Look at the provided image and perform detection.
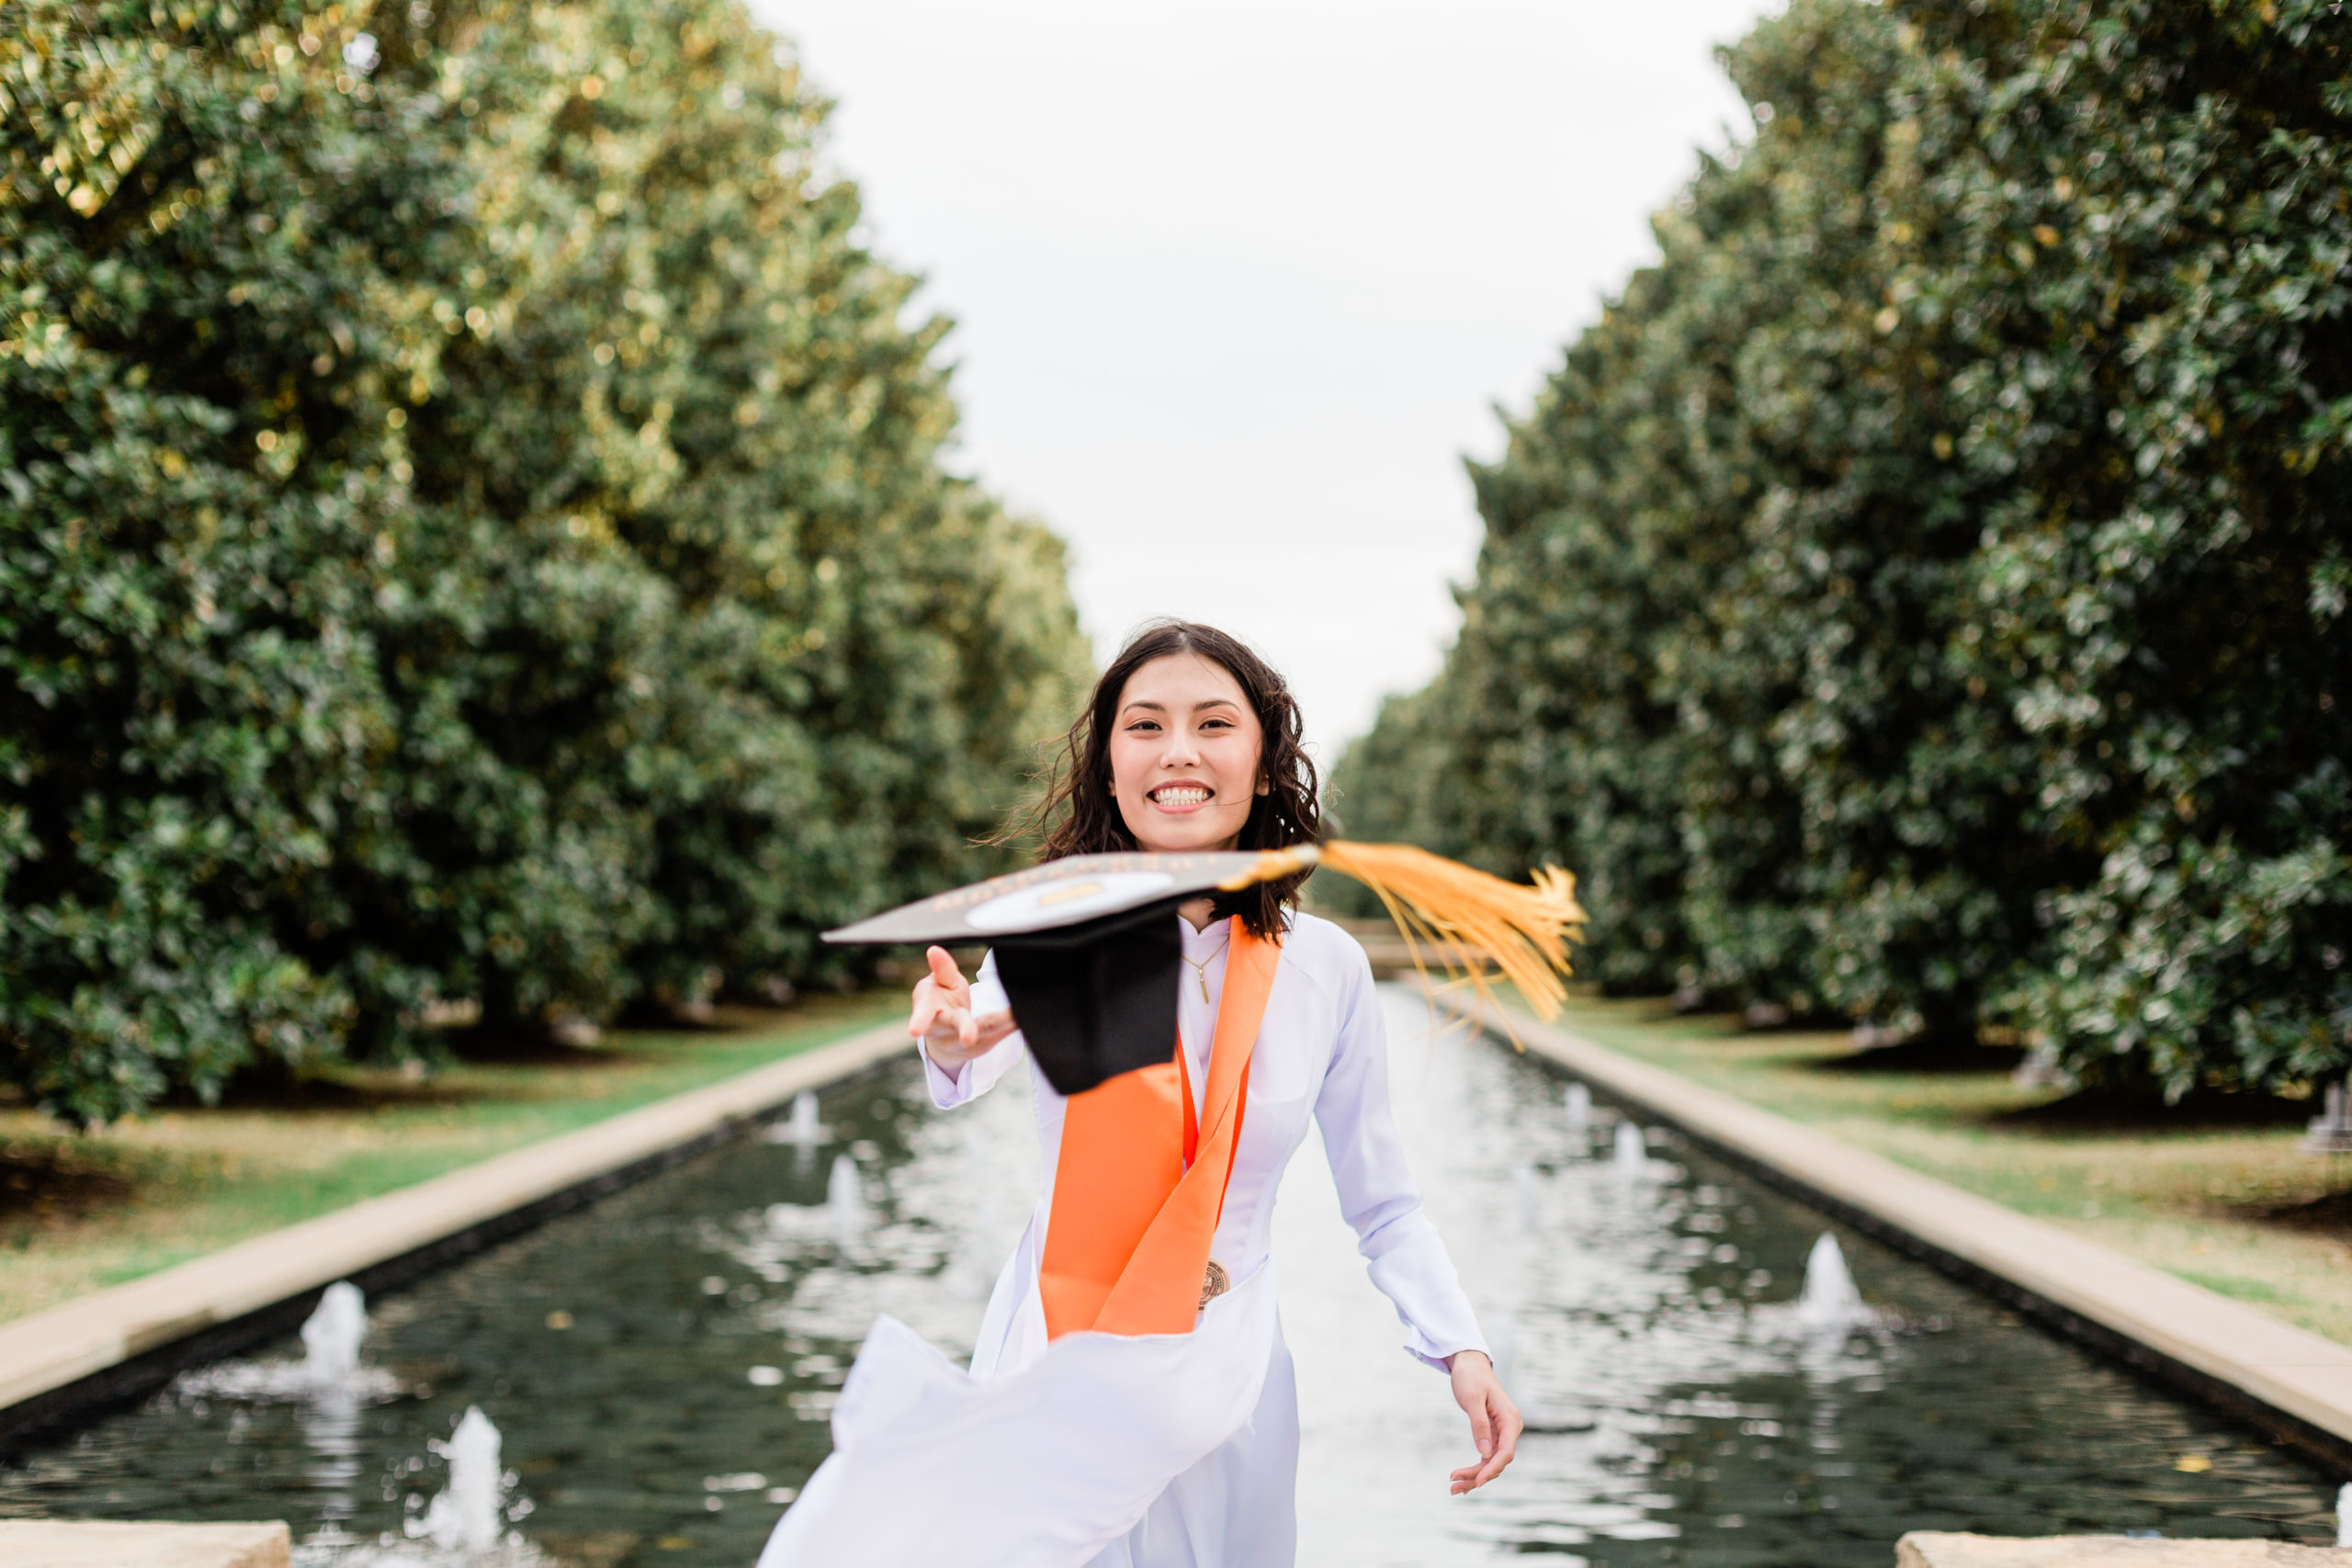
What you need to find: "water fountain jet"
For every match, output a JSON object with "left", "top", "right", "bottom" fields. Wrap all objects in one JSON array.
[
  {"left": 1564, "top": 1083, "right": 1591, "bottom": 1130},
  {"left": 1611, "top": 1122, "right": 1652, "bottom": 1179},
  {"left": 765, "top": 1090, "right": 831, "bottom": 1148},
  {"left": 302, "top": 1282, "right": 368, "bottom": 1387},
  {"left": 175, "top": 1280, "right": 401, "bottom": 1404},
  {"left": 295, "top": 1286, "right": 368, "bottom": 1529},
  {"left": 421, "top": 1407, "right": 505, "bottom": 1556},
  {"left": 827, "top": 1153, "right": 865, "bottom": 1242},
  {"left": 1795, "top": 1233, "right": 1867, "bottom": 1329}
]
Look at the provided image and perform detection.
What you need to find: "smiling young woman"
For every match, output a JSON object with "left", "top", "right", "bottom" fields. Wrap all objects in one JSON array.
[
  {"left": 759, "top": 622, "right": 1520, "bottom": 1568},
  {"left": 1038, "top": 622, "right": 1317, "bottom": 925}
]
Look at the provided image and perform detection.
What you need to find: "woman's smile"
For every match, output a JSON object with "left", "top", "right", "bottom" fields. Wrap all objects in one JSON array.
[{"left": 1146, "top": 782, "right": 1213, "bottom": 813}]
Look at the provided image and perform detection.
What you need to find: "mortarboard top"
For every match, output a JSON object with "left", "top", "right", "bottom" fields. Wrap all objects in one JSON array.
[
  {"left": 824, "top": 849, "right": 1317, "bottom": 1096},
  {"left": 825, "top": 841, "right": 1584, "bottom": 1098}
]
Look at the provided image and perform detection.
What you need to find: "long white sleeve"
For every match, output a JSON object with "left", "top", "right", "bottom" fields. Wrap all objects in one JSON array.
[
  {"left": 1313, "top": 955, "right": 1487, "bottom": 1371},
  {"left": 917, "top": 948, "right": 1025, "bottom": 1109}
]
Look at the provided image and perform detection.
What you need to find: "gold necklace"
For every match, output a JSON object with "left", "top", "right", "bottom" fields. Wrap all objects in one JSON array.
[{"left": 1182, "top": 930, "right": 1231, "bottom": 1001}]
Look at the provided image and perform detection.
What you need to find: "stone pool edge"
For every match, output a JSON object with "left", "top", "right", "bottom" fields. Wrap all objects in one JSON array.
[
  {"left": 1442, "top": 992, "right": 2352, "bottom": 1473},
  {"left": 0, "top": 1018, "right": 912, "bottom": 1454}
]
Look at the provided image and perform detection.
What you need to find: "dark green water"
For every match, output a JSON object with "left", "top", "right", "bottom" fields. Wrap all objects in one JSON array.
[{"left": 0, "top": 989, "right": 2337, "bottom": 1565}]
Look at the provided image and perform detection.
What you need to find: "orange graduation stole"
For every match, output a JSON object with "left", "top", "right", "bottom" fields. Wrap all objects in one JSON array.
[{"left": 1037, "top": 918, "right": 1279, "bottom": 1339}]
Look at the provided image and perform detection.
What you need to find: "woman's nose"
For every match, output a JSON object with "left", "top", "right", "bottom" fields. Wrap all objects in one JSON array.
[{"left": 1160, "top": 728, "right": 1201, "bottom": 765}]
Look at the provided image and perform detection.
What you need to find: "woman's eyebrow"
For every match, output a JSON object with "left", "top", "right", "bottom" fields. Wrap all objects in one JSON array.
[{"left": 1118, "top": 699, "right": 1169, "bottom": 716}]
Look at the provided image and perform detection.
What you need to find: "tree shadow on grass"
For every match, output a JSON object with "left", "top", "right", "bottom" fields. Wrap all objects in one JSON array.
[
  {"left": 439, "top": 1026, "right": 643, "bottom": 1068},
  {"left": 178, "top": 1070, "right": 482, "bottom": 1116},
  {"left": 615, "top": 997, "right": 734, "bottom": 1031},
  {"left": 0, "top": 1145, "right": 139, "bottom": 1229},
  {"left": 2243, "top": 1188, "right": 2352, "bottom": 1238},
  {"left": 1810, "top": 1039, "right": 2030, "bottom": 1076},
  {"left": 1987, "top": 1089, "right": 2312, "bottom": 1136},
  {"left": 175, "top": 1030, "right": 649, "bottom": 1115}
]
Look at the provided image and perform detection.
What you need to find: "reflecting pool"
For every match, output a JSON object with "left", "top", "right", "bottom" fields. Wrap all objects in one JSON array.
[{"left": 0, "top": 988, "right": 2337, "bottom": 1565}]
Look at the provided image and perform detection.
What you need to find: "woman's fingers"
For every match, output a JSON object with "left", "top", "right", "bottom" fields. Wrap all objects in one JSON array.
[
  {"left": 1473, "top": 1394, "right": 1521, "bottom": 1487},
  {"left": 1448, "top": 1384, "right": 1520, "bottom": 1494},
  {"left": 912, "top": 1000, "right": 978, "bottom": 1050},
  {"left": 925, "top": 944, "right": 968, "bottom": 998},
  {"left": 909, "top": 950, "right": 1009, "bottom": 1061},
  {"left": 907, "top": 983, "right": 943, "bottom": 1040},
  {"left": 909, "top": 946, "right": 974, "bottom": 1042}
]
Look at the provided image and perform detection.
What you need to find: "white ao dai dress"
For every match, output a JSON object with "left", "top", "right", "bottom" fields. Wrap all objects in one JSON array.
[{"left": 757, "top": 912, "right": 1486, "bottom": 1568}]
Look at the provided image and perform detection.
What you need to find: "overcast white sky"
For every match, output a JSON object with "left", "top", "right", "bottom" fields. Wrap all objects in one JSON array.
[{"left": 749, "top": 0, "right": 1779, "bottom": 756}]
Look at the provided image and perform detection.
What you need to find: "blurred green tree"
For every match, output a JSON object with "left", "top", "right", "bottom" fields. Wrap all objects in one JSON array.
[
  {"left": 1, "top": 0, "right": 1085, "bottom": 1125},
  {"left": 1338, "top": 0, "right": 2348, "bottom": 1095}
]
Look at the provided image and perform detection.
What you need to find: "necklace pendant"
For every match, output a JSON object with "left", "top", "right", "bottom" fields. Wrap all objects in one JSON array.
[
  {"left": 1200, "top": 1259, "right": 1231, "bottom": 1309},
  {"left": 1199, "top": 971, "right": 1211, "bottom": 1002}
]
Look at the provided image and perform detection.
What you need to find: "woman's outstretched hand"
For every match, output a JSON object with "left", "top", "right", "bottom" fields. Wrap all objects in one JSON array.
[
  {"left": 1445, "top": 1350, "right": 1521, "bottom": 1495},
  {"left": 909, "top": 945, "right": 1014, "bottom": 1069}
]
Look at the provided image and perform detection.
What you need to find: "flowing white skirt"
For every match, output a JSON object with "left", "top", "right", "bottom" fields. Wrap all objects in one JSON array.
[
  {"left": 756, "top": 1260, "right": 1293, "bottom": 1568},
  {"left": 1086, "top": 1323, "right": 1297, "bottom": 1568}
]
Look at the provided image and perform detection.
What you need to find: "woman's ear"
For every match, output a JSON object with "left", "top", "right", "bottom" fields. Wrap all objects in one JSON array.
[{"left": 1256, "top": 773, "right": 1272, "bottom": 797}]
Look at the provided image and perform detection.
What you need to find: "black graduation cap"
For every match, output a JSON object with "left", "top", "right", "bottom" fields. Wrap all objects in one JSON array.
[
  {"left": 824, "top": 849, "right": 1316, "bottom": 1097},
  {"left": 824, "top": 841, "right": 1586, "bottom": 1098}
]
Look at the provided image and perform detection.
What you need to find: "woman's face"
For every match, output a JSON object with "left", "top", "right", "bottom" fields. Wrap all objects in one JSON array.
[{"left": 1107, "top": 652, "right": 1267, "bottom": 854}]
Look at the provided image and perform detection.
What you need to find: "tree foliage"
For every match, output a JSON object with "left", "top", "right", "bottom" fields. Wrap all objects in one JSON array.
[
  {"left": 1336, "top": 0, "right": 2350, "bottom": 1096},
  {"left": 1, "top": 0, "right": 1087, "bottom": 1124}
]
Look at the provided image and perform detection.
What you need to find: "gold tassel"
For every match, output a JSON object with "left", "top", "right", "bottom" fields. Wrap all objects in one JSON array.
[{"left": 1219, "top": 840, "right": 1587, "bottom": 1022}]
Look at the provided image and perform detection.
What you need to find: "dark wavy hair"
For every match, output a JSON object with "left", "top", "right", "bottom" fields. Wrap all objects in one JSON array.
[{"left": 1013, "top": 620, "right": 1321, "bottom": 938}]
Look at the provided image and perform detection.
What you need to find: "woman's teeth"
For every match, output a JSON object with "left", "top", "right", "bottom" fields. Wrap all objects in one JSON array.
[{"left": 1152, "top": 785, "right": 1210, "bottom": 807}]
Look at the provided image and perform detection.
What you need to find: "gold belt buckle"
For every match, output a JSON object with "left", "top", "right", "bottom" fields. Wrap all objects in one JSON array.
[{"left": 1199, "top": 1259, "right": 1231, "bottom": 1309}]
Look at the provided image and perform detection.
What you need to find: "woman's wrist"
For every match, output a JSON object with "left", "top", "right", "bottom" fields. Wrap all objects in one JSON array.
[{"left": 922, "top": 1032, "right": 982, "bottom": 1070}]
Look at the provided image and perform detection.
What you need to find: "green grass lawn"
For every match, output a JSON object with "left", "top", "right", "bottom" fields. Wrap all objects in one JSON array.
[
  {"left": 0, "top": 993, "right": 903, "bottom": 1325},
  {"left": 1544, "top": 995, "right": 2352, "bottom": 1347}
]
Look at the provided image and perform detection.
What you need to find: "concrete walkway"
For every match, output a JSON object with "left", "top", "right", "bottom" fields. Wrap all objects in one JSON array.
[
  {"left": 1897, "top": 1534, "right": 2346, "bottom": 1566},
  {"left": 0, "top": 1019, "right": 911, "bottom": 1440},
  {"left": 0, "top": 1521, "right": 288, "bottom": 1568},
  {"left": 1446, "top": 994, "right": 2352, "bottom": 1469}
]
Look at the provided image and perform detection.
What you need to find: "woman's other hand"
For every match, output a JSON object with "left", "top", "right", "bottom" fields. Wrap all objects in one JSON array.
[
  {"left": 910, "top": 946, "right": 1013, "bottom": 1068},
  {"left": 1444, "top": 1350, "right": 1521, "bottom": 1495}
]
